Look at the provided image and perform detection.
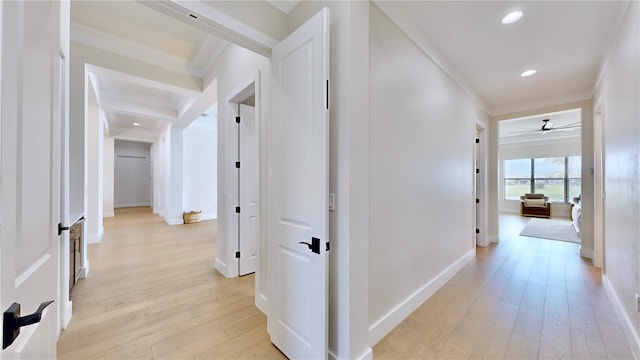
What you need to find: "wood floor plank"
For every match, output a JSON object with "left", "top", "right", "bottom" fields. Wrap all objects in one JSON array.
[{"left": 57, "top": 207, "right": 285, "bottom": 360}]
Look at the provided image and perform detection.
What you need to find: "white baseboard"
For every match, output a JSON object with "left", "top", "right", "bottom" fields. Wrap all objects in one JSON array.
[
  {"left": 163, "top": 216, "right": 183, "bottom": 226},
  {"left": 215, "top": 258, "right": 228, "bottom": 278},
  {"left": 499, "top": 208, "right": 520, "bottom": 214},
  {"left": 86, "top": 232, "right": 102, "bottom": 244},
  {"left": 579, "top": 246, "right": 594, "bottom": 260},
  {"left": 103, "top": 211, "right": 114, "bottom": 218},
  {"left": 488, "top": 235, "right": 499, "bottom": 243},
  {"left": 369, "top": 249, "right": 475, "bottom": 345},
  {"left": 603, "top": 275, "right": 640, "bottom": 359},
  {"left": 114, "top": 203, "right": 151, "bottom": 208},
  {"left": 64, "top": 301, "right": 73, "bottom": 328},
  {"left": 79, "top": 260, "right": 89, "bottom": 278},
  {"left": 329, "top": 347, "right": 373, "bottom": 360},
  {"left": 201, "top": 212, "right": 218, "bottom": 221},
  {"left": 255, "top": 293, "right": 268, "bottom": 316}
]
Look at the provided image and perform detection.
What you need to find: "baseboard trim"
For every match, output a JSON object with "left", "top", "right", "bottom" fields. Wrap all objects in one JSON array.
[
  {"left": 80, "top": 260, "right": 89, "bottom": 278},
  {"left": 64, "top": 301, "right": 73, "bottom": 328},
  {"left": 163, "top": 216, "right": 183, "bottom": 226},
  {"left": 215, "top": 258, "right": 228, "bottom": 278},
  {"left": 603, "top": 274, "right": 640, "bottom": 359},
  {"left": 103, "top": 211, "right": 115, "bottom": 218},
  {"left": 369, "top": 249, "right": 475, "bottom": 345},
  {"left": 329, "top": 346, "right": 373, "bottom": 360},
  {"left": 488, "top": 235, "right": 499, "bottom": 243},
  {"left": 579, "top": 246, "right": 594, "bottom": 260},
  {"left": 86, "top": 233, "right": 102, "bottom": 244},
  {"left": 114, "top": 203, "right": 151, "bottom": 208},
  {"left": 201, "top": 212, "right": 218, "bottom": 220},
  {"left": 255, "top": 293, "right": 268, "bottom": 315}
]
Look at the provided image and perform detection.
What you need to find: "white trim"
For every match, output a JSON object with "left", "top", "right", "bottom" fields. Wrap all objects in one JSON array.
[
  {"left": 491, "top": 91, "right": 592, "bottom": 117},
  {"left": 215, "top": 258, "right": 228, "bottom": 277},
  {"left": 103, "top": 211, "right": 115, "bottom": 218},
  {"left": 79, "top": 260, "right": 89, "bottom": 278},
  {"left": 163, "top": 216, "right": 183, "bottom": 226},
  {"left": 63, "top": 301, "right": 73, "bottom": 328},
  {"left": 200, "top": 212, "right": 217, "bottom": 221},
  {"left": 592, "top": 2, "right": 634, "bottom": 96},
  {"left": 373, "top": 1, "right": 489, "bottom": 114},
  {"left": 71, "top": 22, "right": 221, "bottom": 77},
  {"left": 85, "top": 233, "right": 103, "bottom": 244},
  {"left": 369, "top": 249, "right": 475, "bottom": 345},
  {"left": 114, "top": 203, "right": 151, "bottom": 208},
  {"left": 579, "top": 246, "right": 594, "bottom": 260},
  {"left": 255, "top": 293, "right": 268, "bottom": 315},
  {"left": 602, "top": 275, "right": 640, "bottom": 359},
  {"left": 329, "top": 347, "right": 373, "bottom": 360},
  {"left": 488, "top": 235, "right": 500, "bottom": 243}
]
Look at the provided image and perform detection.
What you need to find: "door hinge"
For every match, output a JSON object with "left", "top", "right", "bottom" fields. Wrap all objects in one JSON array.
[
  {"left": 326, "top": 79, "right": 329, "bottom": 110},
  {"left": 235, "top": 251, "right": 240, "bottom": 259},
  {"left": 235, "top": 116, "right": 241, "bottom": 124},
  {"left": 475, "top": 138, "right": 480, "bottom": 144},
  {"left": 235, "top": 161, "right": 241, "bottom": 168},
  {"left": 58, "top": 223, "right": 69, "bottom": 236},
  {"left": 326, "top": 241, "right": 330, "bottom": 252},
  {"left": 476, "top": 168, "right": 480, "bottom": 174},
  {"left": 235, "top": 206, "right": 241, "bottom": 213},
  {"left": 476, "top": 198, "right": 480, "bottom": 204},
  {"left": 476, "top": 228, "right": 480, "bottom": 234}
]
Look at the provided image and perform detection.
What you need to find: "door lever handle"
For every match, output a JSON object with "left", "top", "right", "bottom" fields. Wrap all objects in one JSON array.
[
  {"left": 3, "top": 300, "right": 54, "bottom": 349},
  {"left": 298, "top": 237, "right": 321, "bottom": 254}
]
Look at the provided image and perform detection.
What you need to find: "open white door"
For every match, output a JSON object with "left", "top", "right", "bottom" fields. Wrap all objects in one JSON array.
[
  {"left": 268, "top": 8, "right": 329, "bottom": 359},
  {"left": 239, "top": 104, "right": 258, "bottom": 276},
  {"left": 1, "top": 1, "right": 61, "bottom": 358}
]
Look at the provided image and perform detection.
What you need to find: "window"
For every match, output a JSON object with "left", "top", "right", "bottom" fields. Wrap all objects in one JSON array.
[{"left": 504, "top": 156, "right": 581, "bottom": 202}]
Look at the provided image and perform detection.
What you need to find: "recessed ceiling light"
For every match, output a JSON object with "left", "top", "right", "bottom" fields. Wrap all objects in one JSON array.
[
  {"left": 132, "top": 122, "right": 140, "bottom": 126},
  {"left": 520, "top": 69, "right": 537, "bottom": 77},
  {"left": 502, "top": 11, "right": 523, "bottom": 24}
]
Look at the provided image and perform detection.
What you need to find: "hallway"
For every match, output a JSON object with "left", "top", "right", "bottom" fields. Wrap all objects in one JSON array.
[
  {"left": 57, "top": 209, "right": 634, "bottom": 359},
  {"left": 374, "top": 213, "right": 634, "bottom": 359},
  {"left": 57, "top": 207, "right": 284, "bottom": 359}
]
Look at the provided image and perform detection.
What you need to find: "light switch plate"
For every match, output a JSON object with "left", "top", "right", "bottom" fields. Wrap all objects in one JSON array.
[{"left": 328, "top": 193, "right": 336, "bottom": 212}]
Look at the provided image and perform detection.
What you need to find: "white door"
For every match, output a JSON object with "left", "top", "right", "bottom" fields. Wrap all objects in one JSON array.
[
  {"left": 1, "top": 1, "right": 61, "bottom": 358},
  {"left": 239, "top": 104, "right": 257, "bottom": 276},
  {"left": 268, "top": 8, "right": 329, "bottom": 359}
]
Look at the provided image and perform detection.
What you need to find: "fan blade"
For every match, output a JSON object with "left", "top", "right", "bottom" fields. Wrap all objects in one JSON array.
[{"left": 553, "top": 121, "right": 581, "bottom": 129}]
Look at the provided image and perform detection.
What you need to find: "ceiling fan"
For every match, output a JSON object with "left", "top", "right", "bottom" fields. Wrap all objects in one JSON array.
[{"left": 508, "top": 119, "right": 581, "bottom": 136}]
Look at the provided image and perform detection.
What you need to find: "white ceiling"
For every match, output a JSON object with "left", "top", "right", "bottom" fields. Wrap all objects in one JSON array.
[
  {"left": 71, "top": 1, "right": 227, "bottom": 141},
  {"left": 73, "top": 1, "right": 629, "bottom": 141},
  {"left": 378, "top": 1, "right": 630, "bottom": 114}
]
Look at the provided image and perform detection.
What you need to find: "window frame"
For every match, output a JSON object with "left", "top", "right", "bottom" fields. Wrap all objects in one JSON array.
[{"left": 504, "top": 156, "right": 581, "bottom": 203}]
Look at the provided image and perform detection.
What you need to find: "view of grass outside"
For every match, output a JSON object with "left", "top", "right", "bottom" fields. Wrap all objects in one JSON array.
[{"left": 504, "top": 156, "right": 581, "bottom": 202}]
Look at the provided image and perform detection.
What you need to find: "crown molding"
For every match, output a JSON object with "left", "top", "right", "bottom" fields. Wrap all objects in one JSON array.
[{"left": 372, "top": 1, "right": 490, "bottom": 114}]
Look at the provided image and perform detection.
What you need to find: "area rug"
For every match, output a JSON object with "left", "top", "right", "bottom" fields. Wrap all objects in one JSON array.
[{"left": 519, "top": 218, "right": 580, "bottom": 243}]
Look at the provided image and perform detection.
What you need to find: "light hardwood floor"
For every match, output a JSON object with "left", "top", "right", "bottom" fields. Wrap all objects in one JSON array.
[
  {"left": 374, "top": 214, "right": 634, "bottom": 359},
  {"left": 58, "top": 209, "right": 633, "bottom": 359},
  {"left": 57, "top": 207, "right": 285, "bottom": 359}
]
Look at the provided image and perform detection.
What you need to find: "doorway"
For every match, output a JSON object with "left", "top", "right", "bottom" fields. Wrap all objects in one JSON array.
[
  {"left": 593, "top": 105, "right": 604, "bottom": 268},
  {"left": 226, "top": 78, "right": 259, "bottom": 278}
]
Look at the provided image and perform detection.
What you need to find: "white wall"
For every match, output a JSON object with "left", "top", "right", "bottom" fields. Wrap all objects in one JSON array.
[
  {"left": 183, "top": 113, "right": 218, "bottom": 220},
  {"left": 206, "top": 44, "right": 269, "bottom": 286},
  {"left": 103, "top": 136, "right": 114, "bottom": 217},
  {"left": 368, "top": 4, "right": 485, "bottom": 344},
  {"left": 84, "top": 81, "right": 103, "bottom": 245},
  {"left": 594, "top": 2, "right": 640, "bottom": 357},
  {"left": 498, "top": 138, "right": 581, "bottom": 217},
  {"left": 114, "top": 140, "right": 151, "bottom": 208}
]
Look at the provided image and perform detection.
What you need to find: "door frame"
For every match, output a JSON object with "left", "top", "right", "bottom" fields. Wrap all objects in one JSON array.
[
  {"left": 475, "top": 120, "right": 488, "bottom": 247},
  {"left": 217, "top": 71, "right": 268, "bottom": 313},
  {"left": 593, "top": 103, "right": 604, "bottom": 269}
]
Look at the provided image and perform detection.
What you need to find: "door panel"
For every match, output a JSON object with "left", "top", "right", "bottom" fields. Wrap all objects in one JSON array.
[
  {"left": 239, "top": 104, "right": 257, "bottom": 276},
  {"left": 268, "top": 8, "right": 329, "bottom": 359},
  {"left": 1, "top": 1, "right": 60, "bottom": 358}
]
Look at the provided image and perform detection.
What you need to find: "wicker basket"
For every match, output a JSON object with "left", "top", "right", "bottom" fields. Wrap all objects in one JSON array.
[{"left": 183, "top": 211, "right": 202, "bottom": 224}]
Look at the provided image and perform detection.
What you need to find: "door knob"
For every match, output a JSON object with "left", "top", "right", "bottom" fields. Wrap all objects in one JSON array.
[
  {"left": 298, "top": 237, "right": 321, "bottom": 254},
  {"left": 3, "top": 300, "right": 54, "bottom": 349}
]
